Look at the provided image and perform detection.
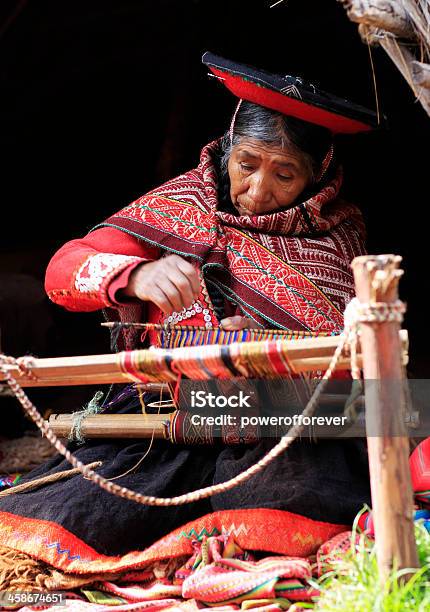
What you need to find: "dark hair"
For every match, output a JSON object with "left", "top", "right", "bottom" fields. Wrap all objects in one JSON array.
[{"left": 220, "top": 101, "right": 334, "bottom": 186}]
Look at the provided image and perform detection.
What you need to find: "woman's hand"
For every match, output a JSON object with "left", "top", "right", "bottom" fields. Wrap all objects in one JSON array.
[
  {"left": 123, "top": 255, "right": 200, "bottom": 314},
  {"left": 220, "top": 315, "right": 262, "bottom": 330}
]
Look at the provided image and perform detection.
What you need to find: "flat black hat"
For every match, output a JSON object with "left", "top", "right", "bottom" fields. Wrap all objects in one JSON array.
[{"left": 202, "top": 51, "right": 381, "bottom": 134}]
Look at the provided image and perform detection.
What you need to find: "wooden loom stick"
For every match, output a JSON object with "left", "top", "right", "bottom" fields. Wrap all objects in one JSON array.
[
  {"left": 48, "top": 393, "right": 362, "bottom": 439},
  {"left": 0, "top": 333, "right": 408, "bottom": 387},
  {"left": 49, "top": 413, "right": 170, "bottom": 439},
  {"left": 352, "top": 255, "right": 418, "bottom": 582}
]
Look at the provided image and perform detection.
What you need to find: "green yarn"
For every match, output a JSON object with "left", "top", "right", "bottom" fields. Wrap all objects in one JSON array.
[{"left": 68, "top": 391, "right": 104, "bottom": 444}]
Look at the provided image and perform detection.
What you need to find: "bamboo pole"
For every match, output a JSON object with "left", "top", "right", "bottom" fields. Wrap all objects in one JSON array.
[
  {"left": 0, "top": 334, "right": 407, "bottom": 387},
  {"left": 48, "top": 394, "right": 363, "bottom": 439},
  {"left": 48, "top": 413, "right": 170, "bottom": 439},
  {"left": 351, "top": 255, "right": 418, "bottom": 582}
]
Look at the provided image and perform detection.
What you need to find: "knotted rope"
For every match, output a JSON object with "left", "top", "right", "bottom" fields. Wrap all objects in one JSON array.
[{"left": 0, "top": 297, "right": 405, "bottom": 506}]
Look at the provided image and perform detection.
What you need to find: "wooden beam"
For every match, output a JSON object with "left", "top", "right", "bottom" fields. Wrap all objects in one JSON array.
[
  {"left": 338, "top": 0, "right": 415, "bottom": 39},
  {"left": 0, "top": 334, "right": 407, "bottom": 387},
  {"left": 377, "top": 36, "right": 430, "bottom": 117},
  {"left": 48, "top": 413, "right": 170, "bottom": 439},
  {"left": 338, "top": 0, "right": 430, "bottom": 118},
  {"left": 352, "top": 255, "right": 418, "bottom": 582},
  {"left": 48, "top": 394, "right": 364, "bottom": 439},
  {"left": 412, "top": 61, "right": 430, "bottom": 90}
]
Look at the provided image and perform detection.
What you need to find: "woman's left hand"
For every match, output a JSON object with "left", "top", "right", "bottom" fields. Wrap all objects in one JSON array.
[{"left": 220, "top": 316, "right": 263, "bottom": 330}]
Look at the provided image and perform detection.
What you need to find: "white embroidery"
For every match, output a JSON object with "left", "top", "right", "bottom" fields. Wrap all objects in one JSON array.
[
  {"left": 75, "top": 253, "right": 139, "bottom": 293},
  {"left": 280, "top": 84, "right": 302, "bottom": 99},
  {"left": 165, "top": 300, "right": 204, "bottom": 325}
]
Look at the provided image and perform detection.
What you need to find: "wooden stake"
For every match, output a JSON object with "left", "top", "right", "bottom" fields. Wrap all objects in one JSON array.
[{"left": 351, "top": 254, "right": 418, "bottom": 582}]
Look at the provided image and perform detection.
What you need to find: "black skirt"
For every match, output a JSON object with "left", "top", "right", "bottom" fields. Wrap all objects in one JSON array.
[{"left": 0, "top": 388, "right": 370, "bottom": 556}]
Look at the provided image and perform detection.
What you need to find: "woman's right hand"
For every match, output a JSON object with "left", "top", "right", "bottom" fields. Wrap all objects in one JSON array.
[{"left": 123, "top": 254, "right": 201, "bottom": 314}]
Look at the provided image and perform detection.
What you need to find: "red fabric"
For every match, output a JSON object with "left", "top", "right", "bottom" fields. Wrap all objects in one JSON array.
[
  {"left": 45, "top": 228, "right": 159, "bottom": 311},
  {"left": 0, "top": 507, "right": 346, "bottom": 574},
  {"left": 410, "top": 437, "right": 430, "bottom": 501},
  {"left": 12, "top": 530, "right": 359, "bottom": 610},
  {"left": 107, "top": 261, "right": 145, "bottom": 305},
  {"left": 208, "top": 68, "right": 373, "bottom": 134}
]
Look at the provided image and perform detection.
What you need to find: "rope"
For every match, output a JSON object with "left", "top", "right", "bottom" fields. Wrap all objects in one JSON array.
[
  {"left": 344, "top": 298, "right": 405, "bottom": 326},
  {"left": 0, "top": 297, "right": 405, "bottom": 507},
  {"left": 0, "top": 462, "right": 102, "bottom": 497}
]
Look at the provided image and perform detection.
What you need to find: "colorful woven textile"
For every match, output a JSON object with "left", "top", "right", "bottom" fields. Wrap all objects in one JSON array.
[
  {"left": 96, "top": 140, "right": 365, "bottom": 333},
  {"left": 0, "top": 508, "right": 346, "bottom": 575},
  {"left": 119, "top": 340, "right": 296, "bottom": 382},
  {"left": 5, "top": 529, "right": 358, "bottom": 611},
  {"left": 153, "top": 326, "right": 333, "bottom": 349},
  {"left": 356, "top": 507, "right": 430, "bottom": 539},
  {"left": 179, "top": 533, "right": 318, "bottom": 604}
]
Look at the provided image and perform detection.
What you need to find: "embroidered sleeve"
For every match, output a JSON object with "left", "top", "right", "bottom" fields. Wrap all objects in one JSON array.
[
  {"left": 75, "top": 253, "right": 143, "bottom": 304},
  {"left": 48, "top": 253, "right": 144, "bottom": 311},
  {"left": 45, "top": 227, "right": 160, "bottom": 312}
]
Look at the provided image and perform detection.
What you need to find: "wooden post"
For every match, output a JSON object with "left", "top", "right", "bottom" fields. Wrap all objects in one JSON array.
[{"left": 351, "top": 254, "right": 418, "bottom": 582}]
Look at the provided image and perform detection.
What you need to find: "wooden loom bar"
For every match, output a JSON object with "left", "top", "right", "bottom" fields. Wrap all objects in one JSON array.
[
  {"left": 0, "top": 333, "right": 407, "bottom": 387},
  {"left": 48, "top": 394, "right": 362, "bottom": 439},
  {"left": 352, "top": 255, "right": 418, "bottom": 581},
  {"left": 49, "top": 413, "right": 170, "bottom": 439}
]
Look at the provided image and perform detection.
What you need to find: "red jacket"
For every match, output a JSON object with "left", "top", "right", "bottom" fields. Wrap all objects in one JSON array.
[{"left": 45, "top": 227, "right": 159, "bottom": 312}]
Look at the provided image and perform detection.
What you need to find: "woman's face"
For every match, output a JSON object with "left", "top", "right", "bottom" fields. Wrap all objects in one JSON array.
[{"left": 227, "top": 138, "right": 312, "bottom": 216}]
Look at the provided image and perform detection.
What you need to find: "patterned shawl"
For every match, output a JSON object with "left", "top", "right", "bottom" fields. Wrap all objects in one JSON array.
[{"left": 96, "top": 140, "right": 366, "bottom": 333}]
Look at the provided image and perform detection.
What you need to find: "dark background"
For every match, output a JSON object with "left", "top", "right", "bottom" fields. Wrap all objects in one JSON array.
[{"left": 0, "top": 0, "right": 428, "bottom": 431}]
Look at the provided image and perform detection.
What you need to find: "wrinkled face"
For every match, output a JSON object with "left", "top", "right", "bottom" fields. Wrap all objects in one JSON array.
[{"left": 227, "top": 138, "right": 312, "bottom": 216}]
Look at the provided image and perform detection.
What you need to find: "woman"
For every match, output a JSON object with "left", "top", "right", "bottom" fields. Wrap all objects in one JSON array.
[{"left": 0, "top": 53, "right": 376, "bottom": 591}]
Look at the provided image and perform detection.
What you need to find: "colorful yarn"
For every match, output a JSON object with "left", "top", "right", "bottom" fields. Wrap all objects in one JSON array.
[
  {"left": 155, "top": 325, "right": 331, "bottom": 349},
  {"left": 0, "top": 473, "right": 22, "bottom": 491},
  {"left": 356, "top": 508, "right": 430, "bottom": 538},
  {"left": 118, "top": 348, "right": 177, "bottom": 383},
  {"left": 118, "top": 340, "right": 303, "bottom": 384}
]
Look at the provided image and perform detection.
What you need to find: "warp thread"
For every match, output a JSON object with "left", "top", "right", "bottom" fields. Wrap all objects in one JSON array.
[{"left": 0, "top": 293, "right": 408, "bottom": 507}]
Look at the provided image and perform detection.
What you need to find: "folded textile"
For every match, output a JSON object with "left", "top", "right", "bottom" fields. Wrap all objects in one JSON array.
[{"left": 6, "top": 526, "right": 357, "bottom": 612}]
